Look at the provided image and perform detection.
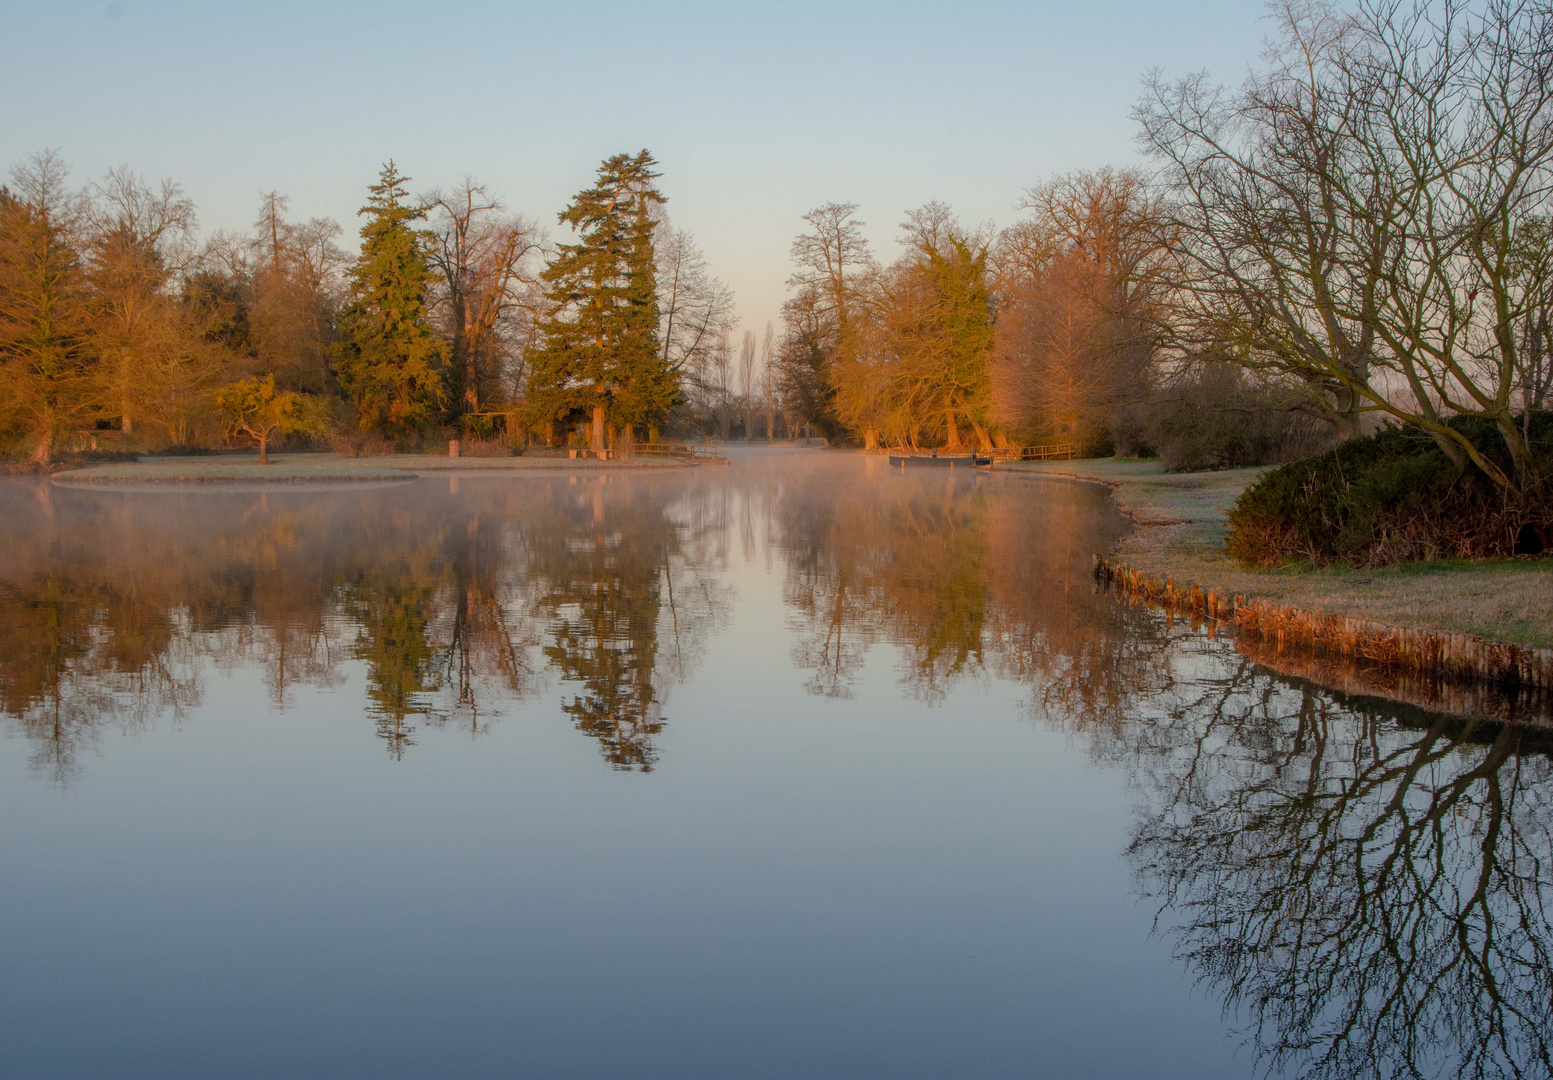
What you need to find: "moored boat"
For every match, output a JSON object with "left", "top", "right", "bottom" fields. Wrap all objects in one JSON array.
[{"left": 887, "top": 453, "right": 992, "bottom": 468}]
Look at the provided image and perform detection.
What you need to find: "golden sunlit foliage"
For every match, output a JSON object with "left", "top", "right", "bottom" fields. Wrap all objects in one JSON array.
[{"left": 0, "top": 150, "right": 743, "bottom": 458}]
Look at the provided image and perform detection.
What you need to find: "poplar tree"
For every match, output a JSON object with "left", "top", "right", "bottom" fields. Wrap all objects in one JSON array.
[
  {"left": 333, "top": 162, "right": 447, "bottom": 435},
  {"left": 527, "top": 151, "right": 669, "bottom": 451}
]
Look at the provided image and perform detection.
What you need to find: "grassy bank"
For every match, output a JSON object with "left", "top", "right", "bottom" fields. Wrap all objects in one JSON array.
[{"left": 1002, "top": 457, "right": 1553, "bottom": 648}]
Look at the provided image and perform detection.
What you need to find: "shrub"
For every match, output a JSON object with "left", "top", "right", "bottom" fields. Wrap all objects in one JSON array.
[
  {"left": 1226, "top": 413, "right": 1553, "bottom": 566},
  {"left": 61, "top": 448, "right": 140, "bottom": 463},
  {"left": 331, "top": 431, "right": 394, "bottom": 458},
  {"left": 153, "top": 445, "right": 222, "bottom": 457},
  {"left": 1111, "top": 365, "right": 1333, "bottom": 471}
]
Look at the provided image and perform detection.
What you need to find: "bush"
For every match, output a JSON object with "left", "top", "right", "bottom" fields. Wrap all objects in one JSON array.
[
  {"left": 1113, "top": 365, "right": 1334, "bottom": 471},
  {"left": 152, "top": 445, "right": 222, "bottom": 457},
  {"left": 60, "top": 448, "right": 140, "bottom": 463},
  {"left": 331, "top": 431, "right": 394, "bottom": 458},
  {"left": 1226, "top": 413, "right": 1553, "bottom": 566}
]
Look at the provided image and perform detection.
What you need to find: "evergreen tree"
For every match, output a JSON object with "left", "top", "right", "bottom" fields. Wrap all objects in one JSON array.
[
  {"left": 0, "top": 154, "right": 94, "bottom": 465},
  {"left": 333, "top": 162, "right": 447, "bottom": 435},
  {"left": 921, "top": 233, "right": 994, "bottom": 450},
  {"left": 526, "top": 151, "right": 669, "bottom": 451}
]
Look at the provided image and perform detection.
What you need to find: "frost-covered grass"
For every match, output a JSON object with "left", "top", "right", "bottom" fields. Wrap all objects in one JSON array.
[{"left": 1003, "top": 457, "right": 1553, "bottom": 647}]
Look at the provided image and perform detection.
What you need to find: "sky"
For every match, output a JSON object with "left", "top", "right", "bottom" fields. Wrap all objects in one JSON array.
[{"left": 1, "top": 0, "right": 1271, "bottom": 339}]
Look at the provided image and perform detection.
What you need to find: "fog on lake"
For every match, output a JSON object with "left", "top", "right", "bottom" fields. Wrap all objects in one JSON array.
[{"left": 1, "top": 448, "right": 1548, "bottom": 1080}]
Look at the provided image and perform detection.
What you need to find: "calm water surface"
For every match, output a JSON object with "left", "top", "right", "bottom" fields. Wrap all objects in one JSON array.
[{"left": 1, "top": 448, "right": 1549, "bottom": 1079}]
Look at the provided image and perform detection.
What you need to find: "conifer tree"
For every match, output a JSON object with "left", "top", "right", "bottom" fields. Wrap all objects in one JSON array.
[
  {"left": 526, "top": 151, "right": 670, "bottom": 451},
  {"left": 333, "top": 162, "right": 447, "bottom": 435},
  {"left": 920, "top": 233, "right": 994, "bottom": 450},
  {"left": 0, "top": 153, "right": 94, "bottom": 465}
]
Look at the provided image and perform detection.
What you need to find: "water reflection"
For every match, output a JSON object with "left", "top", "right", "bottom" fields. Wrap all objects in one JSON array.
[
  {"left": 0, "top": 475, "right": 727, "bottom": 773},
  {"left": 1115, "top": 631, "right": 1553, "bottom": 1080},
  {"left": 528, "top": 480, "right": 726, "bottom": 770},
  {"left": 777, "top": 466, "right": 1134, "bottom": 705},
  {"left": 1, "top": 455, "right": 1549, "bottom": 1078}
]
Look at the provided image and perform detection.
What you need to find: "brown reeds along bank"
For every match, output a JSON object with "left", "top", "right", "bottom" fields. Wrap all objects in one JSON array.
[
  {"left": 1225, "top": 413, "right": 1553, "bottom": 567},
  {"left": 1092, "top": 555, "right": 1553, "bottom": 701}
]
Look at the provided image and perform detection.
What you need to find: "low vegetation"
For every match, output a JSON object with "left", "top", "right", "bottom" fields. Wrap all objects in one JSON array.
[
  {"left": 1008, "top": 457, "right": 1553, "bottom": 648},
  {"left": 1227, "top": 415, "right": 1553, "bottom": 566}
]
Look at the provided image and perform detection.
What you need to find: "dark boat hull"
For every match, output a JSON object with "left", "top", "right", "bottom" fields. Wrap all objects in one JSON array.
[{"left": 888, "top": 454, "right": 991, "bottom": 468}]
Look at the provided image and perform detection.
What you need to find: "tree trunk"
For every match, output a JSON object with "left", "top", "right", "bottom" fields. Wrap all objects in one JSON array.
[
  {"left": 1333, "top": 409, "right": 1363, "bottom": 442},
  {"left": 972, "top": 423, "right": 993, "bottom": 451},
  {"left": 863, "top": 427, "right": 878, "bottom": 450},
  {"left": 766, "top": 408, "right": 775, "bottom": 441},
  {"left": 945, "top": 411, "right": 962, "bottom": 451},
  {"left": 591, "top": 404, "right": 606, "bottom": 454},
  {"left": 259, "top": 434, "right": 270, "bottom": 464},
  {"left": 28, "top": 428, "right": 54, "bottom": 467}
]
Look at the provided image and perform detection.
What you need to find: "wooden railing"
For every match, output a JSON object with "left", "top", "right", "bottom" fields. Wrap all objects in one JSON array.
[
  {"left": 633, "top": 442, "right": 726, "bottom": 461},
  {"left": 987, "top": 443, "right": 1078, "bottom": 462},
  {"left": 873, "top": 443, "right": 1078, "bottom": 462}
]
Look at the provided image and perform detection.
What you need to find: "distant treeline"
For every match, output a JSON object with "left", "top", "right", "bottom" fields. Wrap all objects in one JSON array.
[
  {"left": 0, "top": 149, "right": 750, "bottom": 463},
  {"left": 775, "top": 0, "right": 1553, "bottom": 512},
  {"left": 4, "top": 0, "right": 1552, "bottom": 513}
]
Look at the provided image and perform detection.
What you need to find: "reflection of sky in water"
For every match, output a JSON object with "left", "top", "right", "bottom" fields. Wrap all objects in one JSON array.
[{"left": 0, "top": 449, "right": 1547, "bottom": 1079}]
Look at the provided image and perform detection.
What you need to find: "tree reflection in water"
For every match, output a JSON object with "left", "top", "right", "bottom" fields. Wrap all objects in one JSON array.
[
  {"left": 0, "top": 475, "right": 725, "bottom": 772},
  {"left": 778, "top": 465, "right": 1140, "bottom": 708},
  {"left": 777, "top": 463, "right": 995, "bottom": 702},
  {"left": 528, "top": 478, "right": 727, "bottom": 771},
  {"left": 1, "top": 458, "right": 1550, "bottom": 1077},
  {"left": 1120, "top": 632, "right": 1553, "bottom": 1080}
]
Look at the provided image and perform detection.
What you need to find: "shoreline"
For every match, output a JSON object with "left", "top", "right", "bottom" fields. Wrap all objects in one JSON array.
[
  {"left": 1001, "top": 457, "right": 1553, "bottom": 722},
  {"left": 45, "top": 451, "right": 705, "bottom": 486},
  {"left": 999, "top": 457, "right": 1553, "bottom": 650}
]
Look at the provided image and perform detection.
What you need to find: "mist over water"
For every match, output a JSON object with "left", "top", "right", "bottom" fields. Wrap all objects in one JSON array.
[{"left": 1, "top": 448, "right": 1548, "bottom": 1079}]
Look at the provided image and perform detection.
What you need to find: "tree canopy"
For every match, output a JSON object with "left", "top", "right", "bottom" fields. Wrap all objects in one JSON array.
[
  {"left": 525, "top": 150, "right": 669, "bottom": 450},
  {"left": 333, "top": 161, "right": 448, "bottom": 436}
]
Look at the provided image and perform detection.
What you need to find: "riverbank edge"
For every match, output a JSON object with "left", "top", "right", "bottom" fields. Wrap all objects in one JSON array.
[
  {"left": 43, "top": 451, "right": 708, "bottom": 485},
  {"left": 1094, "top": 555, "right": 1553, "bottom": 700},
  {"left": 999, "top": 458, "right": 1553, "bottom": 709}
]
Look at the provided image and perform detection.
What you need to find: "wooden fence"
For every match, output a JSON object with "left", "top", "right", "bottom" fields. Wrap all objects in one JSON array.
[
  {"left": 988, "top": 443, "right": 1078, "bottom": 462},
  {"left": 633, "top": 442, "right": 726, "bottom": 461}
]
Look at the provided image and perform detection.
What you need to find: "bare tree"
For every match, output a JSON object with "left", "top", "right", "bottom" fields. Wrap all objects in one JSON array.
[
  {"left": 248, "top": 194, "right": 347, "bottom": 394},
  {"left": 1140, "top": 0, "right": 1553, "bottom": 502},
  {"left": 710, "top": 326, "right": 732, "bottom": 439},
  {"left": 656, "top": 220, "right": 736, "bottom": 428},
  {"left": 738, "top": 328, "right": 757, "bottom": 440},
  {"left": 760, "top": 320, "right": 778, "bottom": 439},
  {"left": 424, "top": 178, "right": 545, "bottom": 420},
  {"left": 992, "top": 169, "right": 1165, "bottom": 449},
  {"left": 788, "top": 202, "right": 878, "bottom": 444},
  {"left": 86, "top": 167, "right": 197, "bottom": 434}
]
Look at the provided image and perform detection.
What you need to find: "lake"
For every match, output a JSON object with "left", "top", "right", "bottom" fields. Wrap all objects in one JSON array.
[{"left": 1, "top": 447, "right": 1548, "bottom": 1079}]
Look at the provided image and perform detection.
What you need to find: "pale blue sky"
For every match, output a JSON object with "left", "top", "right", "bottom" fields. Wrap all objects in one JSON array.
[{"left": 2, "top": 0, "right": 1269, "bottom": 336}]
